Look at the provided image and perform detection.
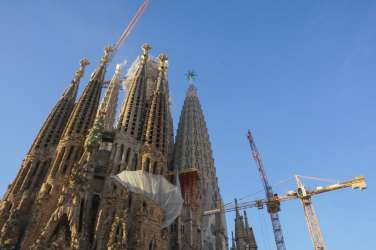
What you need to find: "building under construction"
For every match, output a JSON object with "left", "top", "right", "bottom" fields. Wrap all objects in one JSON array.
[{"left": 0, "top": 43, "right": 228, "bottom": 249}]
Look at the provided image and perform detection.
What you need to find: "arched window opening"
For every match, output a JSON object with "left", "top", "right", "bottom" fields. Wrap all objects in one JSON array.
[
  {"left": 111, "top": 143, "right": 118, "bottom": 160},
  {"left": 66, "top": 146, "right": 74, "bottom": 161},
  {"left": 49, "top": 214, "right": 72, "bottom": 245},
  {"left": 128, "top": 193, "right": 132, "bottom": 208},
  {"left": 88, "top": 195, "right": 101, "bottom": 242},
  {"left": 33, "top": 160, "right": 49, "bottom": 190},
  {"left": 25, "top": 161, "right": 40, "bottom": 190},
  {"left": 144, "top": 158, "right": 150, "bottom": 171},
  {"left": 52, "top": 147, "right": 65, "bottom": 176},
  {"left": 152, "top": 162, "right": 158, "bottom": 174},
  {"left": 133, "top": 154, "right": 138, "bottom": 170},
  {"left": 125, "top": 148, "right": 131, "bottom": 164},
  {"left": 78, "top": 198, "right": 85, "bottom": 233},
  {"left": 118, "top": 144, "right": 124, "bottom": 162}
]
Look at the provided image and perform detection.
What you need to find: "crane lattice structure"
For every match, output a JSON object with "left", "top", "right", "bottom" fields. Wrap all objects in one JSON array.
[
  {"left": 112, "top": 0, "right": 149, "bottom": 57},
  {"left": 246, "top": 130, "right": 287, "bottom": 250},
  {"left": 101, "top": 0, "right": 149, "bottom": 89},
  {"left": 205, "top": 174, "right": 367, "bottom": 250}
]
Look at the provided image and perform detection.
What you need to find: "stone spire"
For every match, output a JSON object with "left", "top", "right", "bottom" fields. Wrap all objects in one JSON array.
[
  {"left": 142, "top": 53, "right": 170, "bottom": 155},
  {"left": 12, "top": 47, "right": 112, "bottom": 249},
  {"left": 173, "top": 84, "right": 214, "bottom": 173},
  {"left": 30, "top": 58, "right": 89, "bottom": 154},
  {"left": 117, "top": 44, "right": 150, "bottom": 141},
  {"left": 244, "top": 210, "right": 257, "bottom": 249},
  {"left": 233, "top": 201, "right": 258, "bottom": 250},
  {"left": 173, "top": 83, "right": 227, "bottom": 250},
  {"left": 0, "top": 58, "right": 89, "bottom": 248},
  {"left": 62, "top": 47, "right": 111, "bottom": 138},
  {"left": 234, "top": 199, "right": 245, "bottom": 239},
  {"left": 5, "top": 58, "right": 89, "bottom": 198},
  {"left": 231, "top": 231, "right": 236, "bottom": 250},
  {"left": 244, "top": 210, "right": 250, "bottom": 231},
  {"left": 47, "top": 47, "right": 111, "bottom": 178},
  {"left": 97, "top": 64, "right": 122, "bottom": 131}
]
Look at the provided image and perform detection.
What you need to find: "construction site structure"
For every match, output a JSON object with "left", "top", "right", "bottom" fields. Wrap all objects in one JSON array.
[
  {"left": 173, "top": 83, "right": 228, "bottom": 250},
  {"left": 246, "top": 130, "right": 287, "bottom": 250},
  {"left": 0, "top": 42, "right": 228, "bottom": 250},
  {"left": 0, "top": 0, "right": 228, "bottom": 248},
  {"left": 205, "top": 175, "right": 367, "bottom": 250},
  {"left": 294, "top": 175, "right": 366, "bottom": 250},
  {"left": 229, "top": 199, "right": 257, "bottom": 250}
]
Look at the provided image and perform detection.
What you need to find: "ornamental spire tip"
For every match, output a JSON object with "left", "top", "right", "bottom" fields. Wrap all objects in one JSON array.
[
  {"left": 141, "top": 43, "right": 151, "bottom": 64},
  {"left": 158, "top": 53, "right": 168, "bottom": 72},
  {"left": 73, "top": 58, "right": 90, "bottom": 84}
]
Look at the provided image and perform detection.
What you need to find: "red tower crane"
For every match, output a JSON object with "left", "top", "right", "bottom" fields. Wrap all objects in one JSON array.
[
  {"left": 246, "top": 130, "right": 287, "bottom": 250},
  {"left": 101, "top": 0, "right": 149, "bottom": 89},
  {"left": 113, "top": 0, "right": 149, "bottom": 54},
  {"left": 105, "top": 0, "right": 150, "bottom": 63}
]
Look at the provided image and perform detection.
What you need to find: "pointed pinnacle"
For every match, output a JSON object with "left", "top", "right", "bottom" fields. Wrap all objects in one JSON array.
[
  {"left": 187, "top": 84, "right": 197, "bottom": 97},
  {"left": 235, "top": 198, "right": 240, "bottom": 216},
  {"left": 73, "top": 58, "right": 90, "bottom": 83},
  {"left": 101, "top": 46, "right": 114, "bottom": 65},
  {"left": 115, "top": 64, "right": 122, "bottom": 75},
  {"left": 141, "top": 43, "right": 151, "bottom": 64},
  {"left": 158, "top": 53, "right": 168, "bottom": 72},
  {"left": 142, "top": 43, "right": 152, "bottom": 55}
]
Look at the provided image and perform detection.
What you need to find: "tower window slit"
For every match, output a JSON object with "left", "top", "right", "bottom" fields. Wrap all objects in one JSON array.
[
  {"left": 118, "top": 144, "right": 124, "bottom": 162},
  {"left": 88, "top": 195, "right": 101, "bottom": 241},
  {"left": 24, "top": 161, "right": 40, "bottom": 190},
  {"left": 33, "top": 161, "right": 49, "bottom": 189},
  {"left": 78, "top": 198, "right": 85, "bottom": 233},
  {"left": 125, "top": 148, "right": 131, "bottom": 164},
  {"left": 52, "top": 147, "right": 65, "bottom": 176},
  {"left": 66, "top": 146, "right": 75, "bottom": 161},
  {"left": 14, "top": 161, "right": 32, "bottom": 193}
]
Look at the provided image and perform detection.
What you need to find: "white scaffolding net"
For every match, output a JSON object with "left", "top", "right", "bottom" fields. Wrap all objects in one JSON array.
[{"left": 112, "top": 170, "right": 183, "bottom": 228}]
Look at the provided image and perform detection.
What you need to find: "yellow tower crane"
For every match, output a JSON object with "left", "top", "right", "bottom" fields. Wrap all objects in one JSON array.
[
  {"left": 292, "top": 175, "right": 366, "bottom": 250},
  {"left": 205, "top": 175, "right": 367, "bottom": 250}
]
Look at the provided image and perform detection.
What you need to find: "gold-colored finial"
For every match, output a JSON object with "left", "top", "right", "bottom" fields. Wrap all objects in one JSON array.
[
  {"left": 142, "top": 43, "right": 152, "bottom": 55},
  {"left": 73, "top": 58, "right": 90, "bottom": 83},
  {"left": 80, "top": 58, "right": 90, "bottom": 67},
  {"left": 101, "top": 46, "right": 114, "bottom": 65},
  {"left": 141, "top": 43, "right": 151, "bottom": 64},
  {"left": 158, "top": 53, "right": 168, "bottom": 72}
]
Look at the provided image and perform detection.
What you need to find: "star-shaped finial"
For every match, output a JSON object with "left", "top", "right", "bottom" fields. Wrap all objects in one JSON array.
[{"left": 186, "top": 70, "right": 197, "bottom": 83}]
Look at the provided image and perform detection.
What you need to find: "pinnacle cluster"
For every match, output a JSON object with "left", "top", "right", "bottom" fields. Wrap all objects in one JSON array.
[{"left": 0, "top": 44, "right": 231, "bottom": 250}]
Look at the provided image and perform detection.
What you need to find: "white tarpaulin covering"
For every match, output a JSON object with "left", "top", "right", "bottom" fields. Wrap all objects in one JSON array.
[{"left": 112, "top": 170, "right": 183, "bottom": 228}]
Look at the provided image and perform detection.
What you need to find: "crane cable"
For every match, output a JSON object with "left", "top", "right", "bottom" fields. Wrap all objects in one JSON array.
[
  {"left": 297, "top": 175, "right": 340, "bottom": 184},
  {"left": 223, "top": 176, "right": 295, "bottom": 208}
]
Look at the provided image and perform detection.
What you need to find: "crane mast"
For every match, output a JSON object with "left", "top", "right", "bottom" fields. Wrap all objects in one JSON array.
[
  {"left": 203, "top": 175, "right": 367, "bottom": 250},
  {"left": 295, "top": 175, "right": 325, "bottom": 250},
  {"left": 247, "top": 130, "right": 287, "bottom": 250},
  {"left": 294, "top": 175, "right": 366, "bottom": 250}
]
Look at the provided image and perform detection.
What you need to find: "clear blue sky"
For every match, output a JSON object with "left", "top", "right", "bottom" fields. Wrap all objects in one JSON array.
[{"left": 0, "top": 1, "right": 375, "bottom": 249}]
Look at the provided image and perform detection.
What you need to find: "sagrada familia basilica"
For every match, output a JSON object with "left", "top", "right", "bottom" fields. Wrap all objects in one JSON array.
[{"left": 0, "top": 43, "right": 257, "bottom": 249}]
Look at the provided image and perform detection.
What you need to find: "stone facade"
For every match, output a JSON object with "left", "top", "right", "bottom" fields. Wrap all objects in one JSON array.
[
  {"left": 0, "top": 44, "right": 227, "bottom": 250},
  {"left": 173, "top": 85, "right": 228, "bottom": 250},
  {"left": 230, "top": 200, "right": 257, "bottom": 250}
]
